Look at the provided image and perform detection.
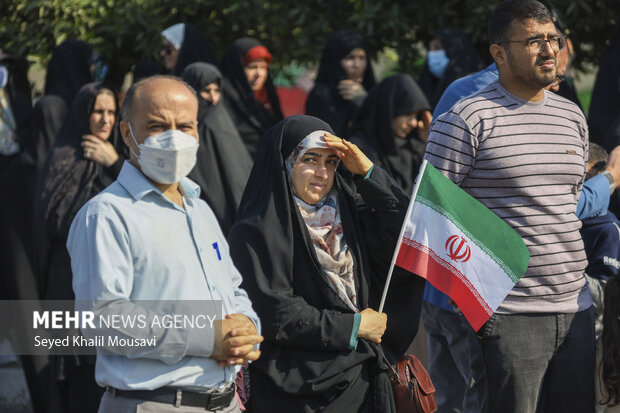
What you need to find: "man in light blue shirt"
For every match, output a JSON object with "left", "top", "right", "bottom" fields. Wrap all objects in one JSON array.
[{"left": 68, "top": 76, "right": 262, "bottom": 412}]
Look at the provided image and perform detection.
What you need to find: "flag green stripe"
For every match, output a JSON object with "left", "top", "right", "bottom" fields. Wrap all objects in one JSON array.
[
  {"left": 416, "top": 163, "right": 529, "bottom": 280},
  {"left": 417, "top": 197, "right": 520, "bottom": 283}
]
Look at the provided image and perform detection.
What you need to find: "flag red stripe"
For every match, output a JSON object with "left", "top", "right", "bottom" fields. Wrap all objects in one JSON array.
[{"left": 396, "top": 238, "right": 492, "bottom": 331}]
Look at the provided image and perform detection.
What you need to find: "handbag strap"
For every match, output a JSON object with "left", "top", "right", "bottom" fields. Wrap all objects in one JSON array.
[{"left": 374, "top": 344, "right": 402, "bottom": 384}]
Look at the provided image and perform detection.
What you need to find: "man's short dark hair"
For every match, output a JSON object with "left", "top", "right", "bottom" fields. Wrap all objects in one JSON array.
[
  {"left": 121, "top": 75, "right": 198, "bottom": 122},
  {"left": 488, "top": 0, "right": 553, "bottom": 45},
  {"left": 589, "top": 142, "right": 609, "bottom": 175}
]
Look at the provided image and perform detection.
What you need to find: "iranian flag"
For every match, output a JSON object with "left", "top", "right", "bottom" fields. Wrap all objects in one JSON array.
[{"left": 380, "top": 160, "right": 530, "bottom": 331}]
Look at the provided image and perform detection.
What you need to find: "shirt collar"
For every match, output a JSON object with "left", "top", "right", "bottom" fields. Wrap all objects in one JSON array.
[
  {"left": 117, "top": 161, "right": 201, "bottom": 201},
  {"left": 179, "top": 178, "right": 201, "bottom": 199}
]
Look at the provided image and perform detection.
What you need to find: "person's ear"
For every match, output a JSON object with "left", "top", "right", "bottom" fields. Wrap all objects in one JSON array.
[
  {"left": 120, "top": 120, "right": 131, "bottom": 147},
  {"left": 489, "top": 44, "right": 506, "bottom": 65}
]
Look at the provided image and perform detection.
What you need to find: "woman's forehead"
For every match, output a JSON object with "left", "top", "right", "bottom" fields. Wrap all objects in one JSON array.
[{"left": 302, "top": 147, "right": 337, "bottom": 157}]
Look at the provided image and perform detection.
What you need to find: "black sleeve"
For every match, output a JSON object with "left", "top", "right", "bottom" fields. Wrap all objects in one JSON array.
[
  {"left": 355, "top": 165, "right": 409, "bottom": 228},
  {"left": 355, "top": 166, "right": 426, "bottom": 360},
  {"left": 106, "top": 156, "right": 124, "bottom": 178}
]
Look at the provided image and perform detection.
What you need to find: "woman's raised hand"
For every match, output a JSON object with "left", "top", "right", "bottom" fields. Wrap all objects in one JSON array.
[
  {"left": 337, "top": 79, "right": 366, "bottom": 100},
  {"left": 82, "top": 134, "right": 119, "bottom": 167},
  {"left": 323, "top": 133, "right": 373, "bottom": 176},
  {"left": 417, "top": 110, "right": 433, "bottom": 143}
]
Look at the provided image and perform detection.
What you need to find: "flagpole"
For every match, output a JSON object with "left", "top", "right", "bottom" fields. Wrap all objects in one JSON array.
[{"left": 378, "top": 159, "right": 428, "bottom": 313}]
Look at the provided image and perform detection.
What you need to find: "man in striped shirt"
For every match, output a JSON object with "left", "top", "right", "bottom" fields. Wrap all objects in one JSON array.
[{"left": 424, "top": 1, "right": 596, "bottom": 412}]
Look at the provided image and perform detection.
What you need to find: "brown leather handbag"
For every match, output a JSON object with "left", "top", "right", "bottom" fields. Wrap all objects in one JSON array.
[{"left": 390, "top": 354, "right": 437, "bottom": 413}]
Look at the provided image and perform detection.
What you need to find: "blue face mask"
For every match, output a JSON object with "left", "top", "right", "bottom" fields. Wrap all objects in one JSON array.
[{"left": 427, "top": 49, "right": 449, "bottom": 79}]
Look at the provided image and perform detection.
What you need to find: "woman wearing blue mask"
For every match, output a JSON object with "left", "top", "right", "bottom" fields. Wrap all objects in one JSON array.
[{"left": 419, "top": 28, "right": 485, "bottom": 109}]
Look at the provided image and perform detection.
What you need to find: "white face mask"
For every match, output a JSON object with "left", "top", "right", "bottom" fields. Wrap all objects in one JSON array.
[{"left": 128, "top": 125, "right": 199, "bottom": 184}]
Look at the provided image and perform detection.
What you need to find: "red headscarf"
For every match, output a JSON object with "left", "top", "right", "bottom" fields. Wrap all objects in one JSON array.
[{"left": 243, "top": 46, "right": 274, "bottom": 113}]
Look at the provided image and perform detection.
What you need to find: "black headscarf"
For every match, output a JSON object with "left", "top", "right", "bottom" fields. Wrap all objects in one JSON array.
[
  {"left": 220, "top": 38, "right": 283, "bottom": 158},
  {"left": 349, "top": 74, "right": 430, "bottom": 192},
  {"left": 229, "top": 115, "right": 424, "bottom": 412},
  {"left": 589, "top": 23, "right": 620, "bottom": 152},
  {"left": 44, "top": 40, "right": 93, "bottom": 107},
  {"left": 170, "top": 23, "right": 217, "bottom": 76},
  {"left": 27, "top": 96, "right": 68, "bottom": 172},
  {"left": 34, "top": 82, "right": 124, "bottom": 300},
  {"left": 306, "top": 30, "right": 376, "bottom": 135},
  {"left": 419, "top": 28, "right": 485, "bottom": 108},
  {"left": 180, "top": 62, "right": 253, "bottom": 234},
  {"left": 132, "top": 60, "right": 165, "bottom": 83}
]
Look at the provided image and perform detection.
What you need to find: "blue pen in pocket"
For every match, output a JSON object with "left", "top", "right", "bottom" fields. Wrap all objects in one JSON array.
[{"left": 212, "top": 242, "right": 222, "bottom": 261}]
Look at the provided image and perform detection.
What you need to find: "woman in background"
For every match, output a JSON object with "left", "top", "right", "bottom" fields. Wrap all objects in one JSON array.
[
  {"left": 349, "top": 74, "right": 432, "bottom": 192},
  {"left": 220, "top": 37, "right": 283, "bottom": 158},
  {"left": 44, "top": 39, "right": 94, "bottom": 107},
  {"left": 160, "top": 22, "right": 217, "bottom": 76},
  {"left": 418, "top": 28, "right": 484, "bottom": 109},
  {"left": 181, "top": 62, "right": 253, "bottom": 234},
  {"left": 34, "top": 82, "right": 124, "bottom": 413},
  {"left": 306, "top": 30, "right": 376, "bottom": 136}
]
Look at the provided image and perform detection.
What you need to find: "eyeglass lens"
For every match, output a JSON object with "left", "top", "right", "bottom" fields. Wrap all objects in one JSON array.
[{"left": 530, "top": 37, "right": 565, "bottom": 54}]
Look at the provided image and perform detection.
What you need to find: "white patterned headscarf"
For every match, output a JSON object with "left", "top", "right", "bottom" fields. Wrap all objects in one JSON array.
[
  {"left": 161, "top": 23, "right": 185, "bottom": 50},
  {"left": 286, "top": 131, "right": 358, "bottom": 312}
]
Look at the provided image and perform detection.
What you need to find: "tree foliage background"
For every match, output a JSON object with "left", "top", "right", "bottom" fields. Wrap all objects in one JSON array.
[{"left": 1, "top": 0, "right": 618, "bottom": 89}]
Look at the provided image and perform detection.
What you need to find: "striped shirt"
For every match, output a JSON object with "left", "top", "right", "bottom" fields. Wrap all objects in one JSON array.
[{"left": 424, "top": 80, "right": 592, "bottom": 314}]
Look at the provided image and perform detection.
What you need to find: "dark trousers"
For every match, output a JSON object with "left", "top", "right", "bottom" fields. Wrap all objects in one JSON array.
[
  {"left": 479, "top": 308, "right": 595, "bottom": 413},
  {"left": 422, "top": 302, "right": 488, "bottom": 413}
]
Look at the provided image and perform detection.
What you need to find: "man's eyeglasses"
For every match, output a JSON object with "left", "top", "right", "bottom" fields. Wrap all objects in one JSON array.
[{"left": 499, "top": 36, "right": 566, "bottom": 55}]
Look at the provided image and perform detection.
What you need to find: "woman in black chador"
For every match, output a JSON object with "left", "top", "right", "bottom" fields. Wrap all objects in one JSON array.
[
  {"left": 228, "top": 115, "right": 425, "bottom": 412},
  {"left": 160, "top": 23, "right": 217, "bottom": 76},
  {"left": 349, "top": 74, "right": 432, "bottom": 192},
  {"left": 35, "top": 82, "right": 124, "bottom": 301},
  {"left": 180, "top": 62, "right": 253, "bottom": 234},
  {"left": 306, "top": 30, "right": 376, "bottom": 136},
  {"left": 220, "top": 37, "right": 283, "bottom": 158},
  {"left": 33, "top": 82, "right": 125, "bottom": 413},
  {"left": 44, "top": 39, "right": 94, "bottom": 107}
]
